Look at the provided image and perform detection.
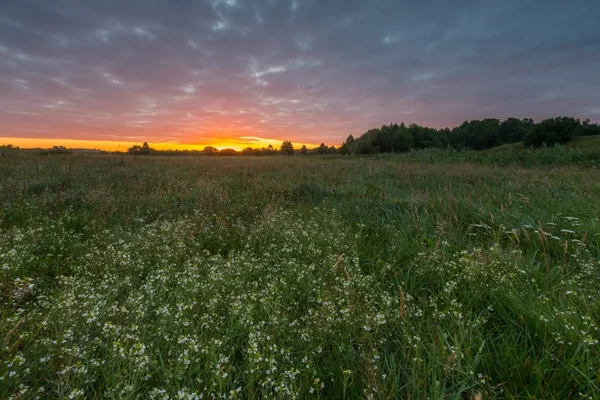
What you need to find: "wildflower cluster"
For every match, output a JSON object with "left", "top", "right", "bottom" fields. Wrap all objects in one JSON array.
[{"left": 1, "top": 210, "right": 405, "bottom": 398}]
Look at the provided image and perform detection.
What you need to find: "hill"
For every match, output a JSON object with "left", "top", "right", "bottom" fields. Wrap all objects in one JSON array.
[{"left": 486, "top": 134, "right": 600, "bottom": 153}]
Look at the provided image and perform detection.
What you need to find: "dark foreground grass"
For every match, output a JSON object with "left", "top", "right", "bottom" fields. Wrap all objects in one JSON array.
[{"left": 1, "top": 151, "right": 599, "bottom": 399}]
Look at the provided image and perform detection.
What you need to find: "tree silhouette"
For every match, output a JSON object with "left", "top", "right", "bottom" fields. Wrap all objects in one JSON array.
[
  {"left": 217, "top": 148, "right": 238, "bottom": 156},
  {"left": 266, "top": 144, "right": 277, "bottom": 156},
  {"left": 316, "top": 143, "right": 329, "bottom": 154},
  {"left": 280, "top": 141, "right": 294, "bottom": 155},
  {"left": 524, "top": 117, "right": 580, "bottom": 147},
  {"left": 128, "top": 142, "right": 155, "bottom": 155},
  {"left": 141, "top": 142, "right": 151, "bottom": 155},
  {"left": 201, "top": 146, "right": 219, "bottom": 156},
  {"left": 128, "top": 145, "right": 141, "bottom": 154}
]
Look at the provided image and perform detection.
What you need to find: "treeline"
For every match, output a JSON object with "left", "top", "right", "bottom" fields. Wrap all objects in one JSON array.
[
  {"left": 1, "top": 144, "right": 20, "bottom": 155},
  {"left": 8, "top": 115, "right": 598, "bottom": 158},
  {"left": 1, "top": 145, "right": 74, "bottom": 155},
  {"left": 127, "top": 141, "right": 339, "bottom": 156},
  {"left": 340, "top": 117, "right": 600, "bottom": 154}
]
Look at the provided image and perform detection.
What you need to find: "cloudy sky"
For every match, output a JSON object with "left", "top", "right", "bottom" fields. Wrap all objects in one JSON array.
[{"left": 1, "top": 0, "right": 599, "bottom": 150}]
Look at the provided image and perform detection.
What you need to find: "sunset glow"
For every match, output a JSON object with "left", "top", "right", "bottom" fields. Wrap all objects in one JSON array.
[
  {"left": 0, "top": 137, "right": 322, "bottom": 152},
  {"left": 1, "top": 1, "right": 599, "bottom": 150}
]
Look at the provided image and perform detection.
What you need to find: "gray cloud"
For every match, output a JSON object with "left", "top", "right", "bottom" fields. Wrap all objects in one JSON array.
[{"left": 1, "top": 0, "right": 599, "bottom": 145}]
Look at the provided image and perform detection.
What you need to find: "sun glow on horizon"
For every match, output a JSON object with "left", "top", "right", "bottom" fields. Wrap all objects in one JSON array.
[{"left": 0, "top": 137, "right": 329, "bottom": 152}]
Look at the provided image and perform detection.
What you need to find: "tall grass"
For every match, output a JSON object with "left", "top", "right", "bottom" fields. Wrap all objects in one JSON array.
[
  {"left": 1, "top": 151, "right": 599, "bottom": 399},
  {"left": 372, "top": 145, "right": 600, "bottom": 167}
]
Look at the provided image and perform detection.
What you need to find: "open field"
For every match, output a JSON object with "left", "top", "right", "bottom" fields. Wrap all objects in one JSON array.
[{"left": 1, "top": 152, "right": 599, "bottom": 399}]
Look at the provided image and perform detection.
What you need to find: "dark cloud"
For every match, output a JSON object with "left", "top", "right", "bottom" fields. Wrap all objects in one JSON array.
[{"left": 1, "top": 0, "right": 599, "bottom": 145}]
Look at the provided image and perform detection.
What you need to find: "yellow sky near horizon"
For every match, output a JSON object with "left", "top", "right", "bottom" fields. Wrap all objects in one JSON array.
[{"left": 0, "top": 136, "right": 328, "bottom": 152}]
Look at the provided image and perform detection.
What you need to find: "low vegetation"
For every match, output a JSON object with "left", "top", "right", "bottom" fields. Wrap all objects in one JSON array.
[
  {"left": 341, "top": 117, "right": 600, "bottom": 155},
  {"left": 1, "top": 149, "right": 599, "bottom": 399}
]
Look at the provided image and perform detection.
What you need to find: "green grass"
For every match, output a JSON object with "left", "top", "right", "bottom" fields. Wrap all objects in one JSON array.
[
  {"left": 1, "top": 151, "right": 599, "bottom": 399},
  {"left": 564, "top": 135, "right": 600, "bottom": 150},
  {"left": 486, "top": 135, "right": 600, "bottom": 153}
]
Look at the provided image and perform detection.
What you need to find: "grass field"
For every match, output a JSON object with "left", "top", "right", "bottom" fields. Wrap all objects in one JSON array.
[{"left": 1, "top": 151, "right": 599, "bottom": 399}]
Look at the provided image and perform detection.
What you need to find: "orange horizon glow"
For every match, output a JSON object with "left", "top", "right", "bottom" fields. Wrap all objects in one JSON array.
[{"left": 0, "top": 136, "right": 331, "bottom": 152}]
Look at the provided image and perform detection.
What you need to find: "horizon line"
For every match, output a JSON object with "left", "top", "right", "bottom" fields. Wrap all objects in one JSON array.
[{"left": 0, "top": 137, "right": 332, "bottom": 152}]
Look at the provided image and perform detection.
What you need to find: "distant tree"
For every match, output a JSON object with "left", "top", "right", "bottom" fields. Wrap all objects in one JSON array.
[
  {"left": 128, "top": 145, "right": 142, "bottom": 154},
  {"left": 202, "top": 146, "right": 219, "bottom": 156},
  {"left": 217, "top": 148, "right": 238, "bottom": 156},
  {"left": 316, "top": 143, "right": 329, "bottom": 155},
  {"left": 50, "top": 146, "right": 71, "bottom": 154},
  {"left": 449, "top": 119, "right": 500, "bottom": 150},
  {"left": 392, "top": 125, "right": 413, "bottom": 153},
  {"left": 266, "top": 144, "right": 277, "bottom": 156},
  {"left": 300, "top": 145, "right": 308, "bottom": 155},
  {"left": 280, "top": 141, "right": 294, "bottom": 155},
  {"left": 476, "top": 119, "right": 501, "bottom": 150},
  {"left": 372, "top": 126, "right": 394, "bottom": 153},
  {"left": 242, "top": 147, "right": 257, "bottom": 156},
  {"left": 408, "top": 123, "right": 431, "bottom": 149},
  {"left": 498, "top": 117, "right": 534, "bottom": 143},
  {"left": 575, "top": 118, "right": 600, "bottom": 136},
  {"left": 355, "top": 141, "right": 374, "bottom": 154},
  {"left": 340, "top": 135, "right": 355, "bottom": 154},
  {"left": 524, "top": 117, "right": 580, "bottom": 147},
  {"left": 128, "top": 142, "right": 155, "bottom": 155},
  {"left": 438, "top": 127, "right": 452, "bottom": 147}
]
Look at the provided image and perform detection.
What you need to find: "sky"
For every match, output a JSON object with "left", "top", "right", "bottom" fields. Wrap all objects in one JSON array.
[{"left": 1, "top": 0, "right": 600, "bottom": 151}]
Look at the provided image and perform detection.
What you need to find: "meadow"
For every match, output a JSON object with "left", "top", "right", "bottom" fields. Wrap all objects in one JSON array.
[{"left": 1, "top": 149, "right": 599, "bottom": 399}]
